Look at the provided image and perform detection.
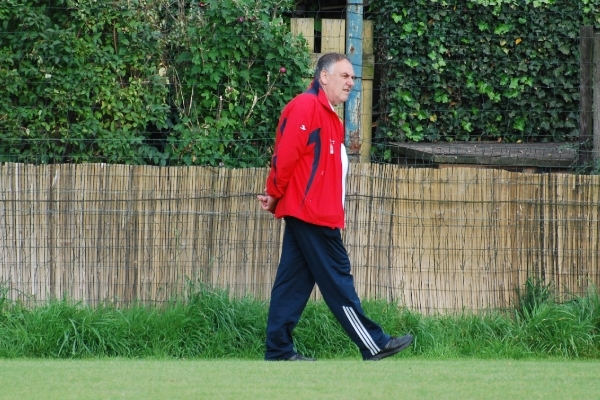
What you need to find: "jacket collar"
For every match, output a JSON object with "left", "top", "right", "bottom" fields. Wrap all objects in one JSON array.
[{"left": 307, "top": 80, "right": 337, "bottom": 113}]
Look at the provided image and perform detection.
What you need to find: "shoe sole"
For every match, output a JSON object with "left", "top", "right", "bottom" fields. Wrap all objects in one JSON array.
[
  {"left": 266, "top": 354, "right": 316, "bottom": 361},
  {"left": 366, "top": 338, "right": 413, "bottom": 361}
]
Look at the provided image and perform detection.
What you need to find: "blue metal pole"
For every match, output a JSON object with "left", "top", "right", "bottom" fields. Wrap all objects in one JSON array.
[{"left": 345, "top": 1, "right": 363, "bottom": 162}]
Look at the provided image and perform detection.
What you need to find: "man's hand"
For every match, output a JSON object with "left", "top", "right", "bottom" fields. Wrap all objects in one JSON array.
[{"left": 257, "top": 190, "right": 278, "bottom": 213}]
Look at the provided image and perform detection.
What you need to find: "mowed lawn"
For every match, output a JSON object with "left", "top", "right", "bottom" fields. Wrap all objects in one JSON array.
[{"left": 1, "top": 358, "right": 599, "bottom": 399}]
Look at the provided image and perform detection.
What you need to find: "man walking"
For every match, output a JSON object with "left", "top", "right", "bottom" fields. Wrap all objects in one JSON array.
[{"left": 257, "top": 53, "right": 413, "bottom": 361}]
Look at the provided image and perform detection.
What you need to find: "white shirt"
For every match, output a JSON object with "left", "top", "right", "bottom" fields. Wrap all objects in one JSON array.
[{"left": 341, "top": 143, "right": 348, "bottom": 209}]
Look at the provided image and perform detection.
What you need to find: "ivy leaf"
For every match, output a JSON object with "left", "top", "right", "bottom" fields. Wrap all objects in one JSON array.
[
  {"left": 404, "top": 58, "right": 418, "bottom": 68},
  {"left": 494, "top": 24, "right": 512, "bottom": 35},
  {"left": 558, "top": 44, "right": 570, "bottom": 54}
]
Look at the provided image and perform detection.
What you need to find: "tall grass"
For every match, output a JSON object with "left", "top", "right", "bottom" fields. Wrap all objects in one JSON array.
[{"left": 0, "top": 280, "right": 599, "bottom": 359}]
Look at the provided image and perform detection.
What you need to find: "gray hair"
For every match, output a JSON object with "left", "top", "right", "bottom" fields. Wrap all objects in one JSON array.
[{"left": 314, "top": 53, "right": 350, "bottom": 81}]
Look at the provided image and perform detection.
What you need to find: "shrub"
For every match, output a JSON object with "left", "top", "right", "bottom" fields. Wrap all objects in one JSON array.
[
  {"left": 0, "top": 0, "right": 311, "bottom": 166},
  {"left": 0, "top": 0, "right": 170, "bottom": 164},
  {"left": 164, "top": 0, "right": 312, "bottom": 167}
]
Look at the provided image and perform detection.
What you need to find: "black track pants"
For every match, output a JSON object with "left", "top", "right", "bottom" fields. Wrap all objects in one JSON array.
[{"left": 265, "top": 217, "right": 389, "bottom": 360}]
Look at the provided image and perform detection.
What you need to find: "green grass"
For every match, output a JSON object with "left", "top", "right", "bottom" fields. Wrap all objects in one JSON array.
[
  {"left": 1, "top": 281, "right": 599, "bottom": 360},
  {"left": 1, "top": 359, "right": 599, "bottom": 399}
]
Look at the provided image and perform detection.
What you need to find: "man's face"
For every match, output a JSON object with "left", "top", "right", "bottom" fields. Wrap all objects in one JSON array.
[{"left": 320, "top": 59, "right": 355, "bottom": 106}]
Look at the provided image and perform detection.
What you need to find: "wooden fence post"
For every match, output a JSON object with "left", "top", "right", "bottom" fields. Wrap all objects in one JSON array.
[
  {"left": 360, "top": 20, "right": 374, "bottom": 163},
  {"left": 580, "top": 26, "right": 594, "bottom": 164},
  {"left": 594, "top": 31, "right": 600, "bottom": 162},
  {"left": 345, "top": 2, "right": 363, "bottom": 162}
]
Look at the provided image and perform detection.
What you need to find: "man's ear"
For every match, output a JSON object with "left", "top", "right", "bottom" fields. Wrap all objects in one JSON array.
[{"left": 319, "top": 69, "right": 328, "bottom": 85}]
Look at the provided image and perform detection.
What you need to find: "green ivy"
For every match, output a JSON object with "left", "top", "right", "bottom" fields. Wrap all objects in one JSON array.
[{"left": 370, "top": 0, "right": 600, "bottom": 161}]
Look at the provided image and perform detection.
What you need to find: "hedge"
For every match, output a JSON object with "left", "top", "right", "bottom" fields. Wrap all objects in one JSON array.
[
  {"left": 0, "top": 0, "right": 311, "bottom": 166},
  {"left": 369, "top": 0, "right": 600, "bottom": 162}
]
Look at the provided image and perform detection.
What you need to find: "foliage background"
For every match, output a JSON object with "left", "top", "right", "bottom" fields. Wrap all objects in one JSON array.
[
  {"left": 0, "top": 0, "right": 311, "bottom": 166},
  {"left": 370, "top": 0, "right": 600, "bottom": 162},
  {"left": 3, "top": 0, "right": 600, "bottom": 166}
]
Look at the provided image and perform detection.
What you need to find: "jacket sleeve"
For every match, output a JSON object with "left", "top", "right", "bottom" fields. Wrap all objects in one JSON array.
[{"left": 266, "top": 98, "right": 315, "bottom": 200}]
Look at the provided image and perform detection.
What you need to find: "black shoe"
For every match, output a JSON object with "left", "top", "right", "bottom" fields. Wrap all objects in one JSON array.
[
  {"left": 287, "top": 353, "right": 316, "bottom": 361},
  {"left": 366, "top": 334, "right": 413, "bottom": 361}
]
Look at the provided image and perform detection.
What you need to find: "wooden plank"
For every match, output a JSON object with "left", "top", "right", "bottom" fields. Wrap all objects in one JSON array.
[
  {"left": 362, "top": 20, "right": 374, "bottom": 80},
  {"left": 362, "top": 20, "right": 373, "bottom": 56},
  {"left": 360, "top": 79, "right": 373, "bottom": 163},
  {"left": 290, "top": 18, "right": 314, "bottom": 52},
  {"left": 360, "top": 20, "right": 374, "bottom": 163},
  {"left": 390, "top": 142, "right": 578, "bottom": 168},
  {"left": 322, "top": 19, "right": 345, "bottom": 54},
  {"left": 320, "top": 20, "right": 346, "bottom": 122},
  {"left": 580, "top": 26, "right": 594, "bottom": 164}
]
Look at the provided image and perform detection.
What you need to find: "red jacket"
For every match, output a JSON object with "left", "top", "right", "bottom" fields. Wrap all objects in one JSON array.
[{"left": 265, "top": 80, "right": 345, "bottom": 228}]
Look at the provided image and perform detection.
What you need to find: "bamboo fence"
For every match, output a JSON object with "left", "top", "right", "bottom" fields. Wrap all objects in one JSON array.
[{"left": 0, "top": 162, "right": 599, "bottom": 314}]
